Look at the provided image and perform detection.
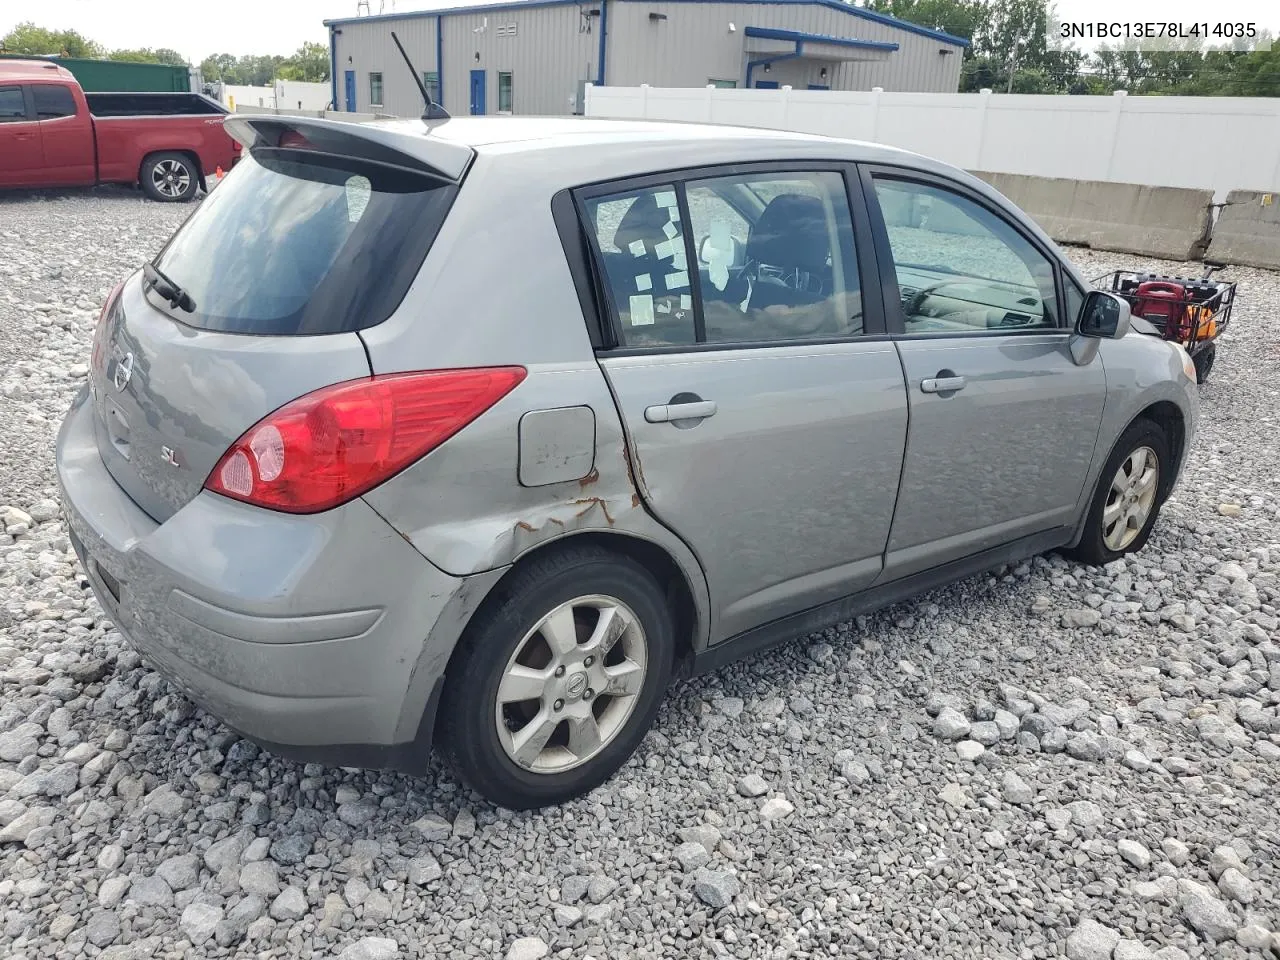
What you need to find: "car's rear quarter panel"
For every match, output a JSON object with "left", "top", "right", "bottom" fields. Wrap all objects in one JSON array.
[{"left": 357, "top": 149, "right": 712, "bottom": 646}]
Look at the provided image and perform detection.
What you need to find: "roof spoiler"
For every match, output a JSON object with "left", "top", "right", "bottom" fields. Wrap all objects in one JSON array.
[
  {"left": 223, "top": 115, "right": 473, "bottom": 181},
  {"left": 391, "top": 30, "right": 450, "bottom": 122}
]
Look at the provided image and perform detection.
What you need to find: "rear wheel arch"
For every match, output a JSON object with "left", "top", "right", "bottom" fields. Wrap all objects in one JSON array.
[
  {"left": 504, "top": 532, "right": 700, "bottom": 670},
  {"left": 430, "top": 532, "right": 701, "bottom": 706},
  {"left": 435, "top": 535, "right": 683, "bottom": 807}
]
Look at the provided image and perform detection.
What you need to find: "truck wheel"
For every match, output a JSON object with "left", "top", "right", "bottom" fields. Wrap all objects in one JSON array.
[{"left": 141, "top": 153, "right": 199, "bottom": 202}]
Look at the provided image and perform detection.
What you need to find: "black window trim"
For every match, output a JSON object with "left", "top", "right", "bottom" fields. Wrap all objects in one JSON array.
[
  {"left": 566, "top": 158, "right": 888, "bottom": 358},
  {"left": 858, "top": 162, "right": 1070, "bottom": 340},
  {"left": 0, "top": 84, "right": 35, "bottom": 123}
]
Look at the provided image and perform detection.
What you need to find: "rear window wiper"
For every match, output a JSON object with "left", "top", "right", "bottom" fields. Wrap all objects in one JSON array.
[{"left": 143, "top": 261, "right": 197, "bottom": 313}]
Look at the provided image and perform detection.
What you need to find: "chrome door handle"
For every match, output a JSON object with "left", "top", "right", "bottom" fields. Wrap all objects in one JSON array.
[
  {"left": 920, "top": 376, "right": 967, "bottom": 394},
  {"left": 644, "top": 400, "right": 718, "bottom": 423}
]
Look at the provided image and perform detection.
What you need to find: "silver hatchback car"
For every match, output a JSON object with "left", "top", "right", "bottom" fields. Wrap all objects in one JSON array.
[{"left": 57, "top": 115, "right": 1198, "bottom": 809}]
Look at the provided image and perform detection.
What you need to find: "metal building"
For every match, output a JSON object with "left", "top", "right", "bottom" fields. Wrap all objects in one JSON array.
[{"left": 324, "top": 0, "right": 967, "bottom": 118}]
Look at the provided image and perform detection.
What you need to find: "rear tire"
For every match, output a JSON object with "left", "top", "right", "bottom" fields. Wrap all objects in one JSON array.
[
  {"left": 439, "top": 546, "right": 674, "bottom": 810},
  {"left": 140, "top": 152, "right": 199, "bottom": 202},
  {"left": 1067, "top": 419, "right": 1170, "bottom": 566},
  {"left": 1193, "top": 344, "right": 1216, "bottom": 384}
]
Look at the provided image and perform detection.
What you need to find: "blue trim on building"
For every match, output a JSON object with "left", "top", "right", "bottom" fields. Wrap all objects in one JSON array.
[
  {"left": 329, "top": 26, "right": 338, "bottom": 110},
  {"left": 745, "top": 44, "right": 803, "bottom": 88},
  {"left": 324, "top": 0, "right": 969, "bottom": 47},
  {"left": 436, "top": 14, "right": 445, "bottom": 105},
  {"left": 596, "top": 0, "right": 608, "bottom": 86},
  {"left": 743, "top": 26, "right": 898, "bottom": 51}
]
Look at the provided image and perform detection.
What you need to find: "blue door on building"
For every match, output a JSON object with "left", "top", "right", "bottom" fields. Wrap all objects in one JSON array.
[
  {"left": 344, "top": 71, "right": 357, "bottom": 111},
  {"left": 754, "top": 80, "right": 779, "bottom": 89},
  {"left": 807, "top": 84, "right": 830, "bottom": 90},
  {"left": 470, "top": 70, "right": 486, "bottom": 115}
]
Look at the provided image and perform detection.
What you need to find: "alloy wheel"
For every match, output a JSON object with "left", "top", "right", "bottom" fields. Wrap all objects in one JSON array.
[
  {"left": 151, "top": 159, "right": 191, "bottom": 199},
  {"left": 495, "top": 594, "right": 648, "bottom": 774},
  {"left": 1102, "top": 445, "right": 1159, "bottom": 551}
]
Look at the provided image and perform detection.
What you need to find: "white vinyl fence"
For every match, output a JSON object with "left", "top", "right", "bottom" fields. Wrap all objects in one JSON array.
[{"left": 584, "top": 86, "right": 1280, "bottom": 202}]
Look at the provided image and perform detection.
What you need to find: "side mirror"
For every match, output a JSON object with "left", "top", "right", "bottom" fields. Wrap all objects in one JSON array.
[{"left": 1077, "top": 290, "right": 1131, "bottom": 340}]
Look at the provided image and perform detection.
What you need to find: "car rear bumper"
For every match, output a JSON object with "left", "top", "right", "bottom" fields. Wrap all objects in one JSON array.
[{"left": 56, "top": 387, "right": 504, "bottom": 772}]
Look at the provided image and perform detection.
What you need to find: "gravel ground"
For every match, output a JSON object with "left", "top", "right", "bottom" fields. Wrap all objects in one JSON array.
[{"left": 1, "top": 187, "right": 1278, "bottom": 960}]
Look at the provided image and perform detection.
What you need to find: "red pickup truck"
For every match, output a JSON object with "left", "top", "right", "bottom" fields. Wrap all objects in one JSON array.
[{"left": 0, "top": 59, "right": 239, "bottom": 202}]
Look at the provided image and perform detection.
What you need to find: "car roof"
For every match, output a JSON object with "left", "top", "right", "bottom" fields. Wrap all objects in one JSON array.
[
  {"left": 369, "top": 115, "right": 833, "bottom": 150},
  {"left": 0, "top": 58, "right": 76, "bottom": 82}
]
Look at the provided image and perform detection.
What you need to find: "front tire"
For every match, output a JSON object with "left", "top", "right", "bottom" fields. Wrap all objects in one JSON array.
[
  {"left": 1067, "top": 419, "right": 1170, "bottom": 566},
  {"left": 140, "top": 152, "right": 199, "bottom": 202},
  {"left": 439, "top": 546, "right": 674, "bottom": 809}
]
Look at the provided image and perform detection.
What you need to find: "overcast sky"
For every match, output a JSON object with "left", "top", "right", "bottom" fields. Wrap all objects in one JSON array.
[
  {"left": 0, "top": 1, "right": 487, "bottom": 62},
  {"left": 2, "top": 0, "right": 1275, "bottom": 62}
]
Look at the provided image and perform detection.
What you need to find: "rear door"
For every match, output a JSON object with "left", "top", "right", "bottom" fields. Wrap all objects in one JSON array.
[
  {"left": 0, "top": 85, "right": 43, "bottom": 186},
  {"left": 30, "top": 82, "right": 95, "bottom": 186},
  {"left": 861, "top": 167, "right": 1106, "bottom": 580},
  {"left": 89, "top": 123, "right": 465, "bottom": 522},
  {"left": 578, "top": 163, "right": 909, "bottom": 643}
]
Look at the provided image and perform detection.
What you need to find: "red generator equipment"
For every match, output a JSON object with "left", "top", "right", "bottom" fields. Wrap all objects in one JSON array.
[{"left": 1095, "top": 269, "right": 1237, "bottom": 384}]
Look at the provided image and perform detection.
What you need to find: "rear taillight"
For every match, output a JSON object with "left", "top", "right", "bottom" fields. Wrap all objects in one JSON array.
[
  {"left": 90, "top": 281, "right": 125, "bottom": 373},
  {"left": 204, "top": 367, "right": 526, "bottom": 514}
]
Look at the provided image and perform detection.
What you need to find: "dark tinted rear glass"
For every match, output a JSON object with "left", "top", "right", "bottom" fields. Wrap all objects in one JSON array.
[
  {"left": 33, "top": 84, "right": 75, "bottom": 119},
  {"left": 0, "top": 86, "right": 25, "bottom": 121},
  {"left": 151, "top": 149, "right": 456, "bottom": 335}
]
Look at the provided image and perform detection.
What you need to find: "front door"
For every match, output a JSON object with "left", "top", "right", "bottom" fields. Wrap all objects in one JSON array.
[
  {"left": 580, "top": 166, "right": 908, "bottom": 642},
  {"left": 470, "top": 70, "right": 486, "bottom": 115},
  {"left": 863, "top": 170, "right": 1107, "bottom": 580},
  {"left": 754, "top": 80, "right": 779, "bottom": 89},
  {"left": 0, "top": 85, "right": 43, "bottom": 187},
  {"left": 344, "top": 70, "right": 356, "bottom": 112}
]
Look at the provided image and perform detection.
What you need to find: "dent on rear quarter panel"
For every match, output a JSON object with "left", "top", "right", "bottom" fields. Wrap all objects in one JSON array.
[{"left": 363, "top": 364, "right": 652, "bottom": 572}]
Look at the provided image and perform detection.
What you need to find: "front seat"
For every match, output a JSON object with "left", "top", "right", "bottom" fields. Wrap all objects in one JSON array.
[{"left": 744, "top": 194, "right": 832, "bottom": 314}]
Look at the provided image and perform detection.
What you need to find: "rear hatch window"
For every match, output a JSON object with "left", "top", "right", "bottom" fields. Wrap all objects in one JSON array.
[{"left": 148, "top": 148, "right": 457, "bottom": 335}]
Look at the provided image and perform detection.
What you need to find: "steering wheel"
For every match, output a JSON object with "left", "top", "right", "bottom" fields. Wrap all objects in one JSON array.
[{"left": 735, "top": 259, "right": 842, "bottom": 337}]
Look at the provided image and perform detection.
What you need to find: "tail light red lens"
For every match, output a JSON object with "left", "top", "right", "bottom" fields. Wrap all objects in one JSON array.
[
  {"left": 90, "top": 281, "right": 125, "bottom": 374},
  {"left": 205, "top": 367, "right": 527, "bottom": 514}
]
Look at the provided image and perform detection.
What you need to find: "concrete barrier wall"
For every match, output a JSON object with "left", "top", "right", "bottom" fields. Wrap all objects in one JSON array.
[
  {"left": 1206, "top": 191, "right": 1280, "bottom": 271},
  {"left": 974, "top": 173, "right": 1214, "bottom": 261}
]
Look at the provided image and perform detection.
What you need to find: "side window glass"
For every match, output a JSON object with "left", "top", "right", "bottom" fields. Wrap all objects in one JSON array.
[
  {"left": 0, "top": 86, "right": 27, "bottom": 122},
  {"left": 32, "top": 85, "right": 76, "bottom": 120},
  {"left": 585, "top": 186, "right": 695, "bottom": 347},
  {"left": 687, "top": 171, "right": 862, "bottom": 343},
  {"left": 873, "top": 179, "right": 1059, "bottom": 335}
]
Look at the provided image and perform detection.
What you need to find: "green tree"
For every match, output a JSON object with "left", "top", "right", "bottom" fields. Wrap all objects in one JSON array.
[
  {"left": 109, "top": 47, "right": 188, "bottom": 66},
  {"left": 865, "top": 0, "right": 986, "bottom": 43},
  {"left": 199, "top": 53, "right": 241, "bottom": 84},
  {"left": 0, "top": 21, "right": 104, "bottom": 58},
  {"left": 278, "top": 41, "right": 330, "bottom": 82}
]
